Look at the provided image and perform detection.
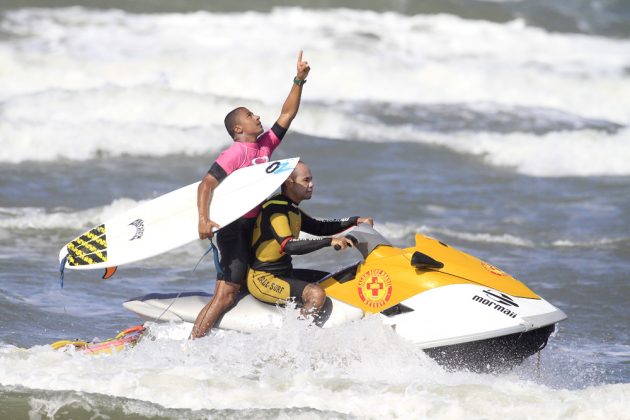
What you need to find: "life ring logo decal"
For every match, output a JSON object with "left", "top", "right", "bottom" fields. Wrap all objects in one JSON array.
[
  {"left": 358, "top": 269, "right": 393, "bottom": 310},
  {"left": 252, "top": 156, "right": 270, "bottom": 165}
]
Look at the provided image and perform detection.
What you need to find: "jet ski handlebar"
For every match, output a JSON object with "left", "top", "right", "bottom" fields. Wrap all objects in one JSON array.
[
  {"left": 333, "top": 234, "right": 358, "bottom": 251},
  {"left": 333, "top": 224, "right": 391, "bottom": 258}
]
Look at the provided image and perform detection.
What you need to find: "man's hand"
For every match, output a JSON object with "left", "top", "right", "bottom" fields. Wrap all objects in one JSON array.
[
  {"left": 198, "top": 218, "right": 220, "bottom": 239},
  {"left": 331, "top": 237, "right": 354, "bottom": 250},
  {"left": 296, "top": 50, "right": 310, "bottom": 81},
  {"left": 277, "top": 50, "right": 310, "bottom": 128},
  {"left": 357, "top": 217, "right": 374, "bottom": 227},
  {"left": 197, "top": 173, "right": 220, "bottom": 239}
]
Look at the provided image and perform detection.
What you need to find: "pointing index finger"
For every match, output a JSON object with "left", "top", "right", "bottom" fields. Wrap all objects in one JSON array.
[{"left": 298, "top": 50, "right": 303, "bottom": 63}]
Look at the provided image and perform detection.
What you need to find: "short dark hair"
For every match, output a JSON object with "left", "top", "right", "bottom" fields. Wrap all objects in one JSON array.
[{"left": 224, "top": 107, "right": 246, "bottom": 139}]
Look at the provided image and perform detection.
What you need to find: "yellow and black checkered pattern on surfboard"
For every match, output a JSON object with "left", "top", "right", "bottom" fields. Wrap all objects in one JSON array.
[{"left": 67, "top": 224, "right": 108, "bottom": 266}]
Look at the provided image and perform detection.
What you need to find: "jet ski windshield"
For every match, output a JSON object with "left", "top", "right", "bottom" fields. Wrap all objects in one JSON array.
[{"left": 336, "top": 224, "right": 392, "bottom": 259}]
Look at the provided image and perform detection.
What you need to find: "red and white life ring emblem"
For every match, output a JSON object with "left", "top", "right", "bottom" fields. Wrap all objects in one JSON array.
[{"left": 358, "top": 268, "right": 393, "bottom": 310}]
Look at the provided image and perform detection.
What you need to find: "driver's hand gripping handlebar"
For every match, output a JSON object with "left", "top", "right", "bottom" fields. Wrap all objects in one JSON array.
[{"left": 333, "top": 235, "right": 358, "bottom": 251}]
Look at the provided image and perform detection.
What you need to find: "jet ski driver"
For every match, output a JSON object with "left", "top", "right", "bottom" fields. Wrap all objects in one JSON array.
[{"left": 247, "top": 161, "right": 373, "bottom": 317}]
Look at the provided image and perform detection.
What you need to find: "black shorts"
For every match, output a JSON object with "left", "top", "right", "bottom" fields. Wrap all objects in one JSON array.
[{"left": 216, "top": 217, "right": 256, "bottom": 286}]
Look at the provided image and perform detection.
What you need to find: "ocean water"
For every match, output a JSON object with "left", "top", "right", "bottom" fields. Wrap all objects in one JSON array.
[{"left": 1, "top": 1, "right": 629, "bottom": 419}]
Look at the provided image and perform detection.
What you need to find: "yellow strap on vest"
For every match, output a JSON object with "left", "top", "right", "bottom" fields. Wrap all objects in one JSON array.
[{"left": 262, "top": 199, "right": 289, "bottom": 209}]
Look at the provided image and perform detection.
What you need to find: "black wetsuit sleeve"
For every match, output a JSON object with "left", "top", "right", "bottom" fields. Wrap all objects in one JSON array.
[
  {"left": 265, "top": 209, "right": 333, "bottom": 255},
  {"left": 207, "top": 162, "right": 228, "bottom": 183},
  {"left": 283, "top": 237, "right": 333, "bottom": 255},
  {"left": 271, "top": 122, "right": 288, "bottom": 140},
  {"left": 300, "top": 211, "right": 359, "bottom": 236}
]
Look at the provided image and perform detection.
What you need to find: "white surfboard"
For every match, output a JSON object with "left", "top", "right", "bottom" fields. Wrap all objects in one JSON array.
[{"left": 59, "top": 157, "right": 299, "bottom": 272}]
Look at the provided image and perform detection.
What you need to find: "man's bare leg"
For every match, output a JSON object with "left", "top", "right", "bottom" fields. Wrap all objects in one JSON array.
[{"left": 190, "top": 280, "right": 241, "bottom": 339}]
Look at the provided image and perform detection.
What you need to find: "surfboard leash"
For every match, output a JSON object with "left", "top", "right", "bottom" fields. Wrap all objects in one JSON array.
[
  {"left": 146, "top": 239, "right": 219, "bottom": 326},
  {"left": 193, "top": 238, "right": 224, "bottom": 278},
  {"left": 153, "top": 290, "right": 184, "bottom": 323},
  {"left": 59, "top": 254, "right": 68, "bottom": 288}
]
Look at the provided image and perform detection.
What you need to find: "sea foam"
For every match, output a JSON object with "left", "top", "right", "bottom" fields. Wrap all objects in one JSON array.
[
  {"left": 1, "top": 7, "right": 629, "bottom": 177},
  {"left": 0, "top": 199, "right": 145, "bottom": 230},
  {"left": 0, "top": 320, "right": 628, "bottom": 419}
]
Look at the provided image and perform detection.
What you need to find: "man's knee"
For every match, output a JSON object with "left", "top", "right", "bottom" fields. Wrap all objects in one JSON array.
[
  {"left": 302, "top": 284, "right": 326, "bottom": 310},
  {"left": 214, "top": 281, "right": 240, "bottom": 309}
]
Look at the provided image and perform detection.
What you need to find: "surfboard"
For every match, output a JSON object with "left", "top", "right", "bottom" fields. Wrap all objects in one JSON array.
[
  {"left": 59, "top": 157, "right": 299, "bottom": 271},
  {"left": 51, "top": 325, "right": 145, "bottom": 355}
]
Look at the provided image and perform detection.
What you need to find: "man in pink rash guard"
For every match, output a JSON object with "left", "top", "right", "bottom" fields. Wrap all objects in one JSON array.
[{"left": 190, "top": 51, "right": 311, "bottom": 339}]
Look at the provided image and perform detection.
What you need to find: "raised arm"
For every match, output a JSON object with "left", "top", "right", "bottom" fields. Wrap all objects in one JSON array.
[{"left": 276, "top": 50, "right": 311, "bottom": 129}]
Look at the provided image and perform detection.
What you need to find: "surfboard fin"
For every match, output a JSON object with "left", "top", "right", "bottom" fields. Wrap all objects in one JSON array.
[{"left": 102, "top": 266, "right": 118, "bottom": 280}]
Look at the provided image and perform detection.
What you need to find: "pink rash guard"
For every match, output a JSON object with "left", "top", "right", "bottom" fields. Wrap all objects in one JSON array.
[{"left": 212, "top": 125, "right": 283, "bottom": 218}]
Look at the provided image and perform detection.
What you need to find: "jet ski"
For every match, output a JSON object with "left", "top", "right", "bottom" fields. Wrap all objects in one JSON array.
[{"left": 124, "top": 224, "right": 567, "bottom": 371}]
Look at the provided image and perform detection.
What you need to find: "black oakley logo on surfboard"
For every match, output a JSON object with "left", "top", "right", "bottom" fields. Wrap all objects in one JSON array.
[
  {"left": 128, "top": 219, "right": 145, "bottom": 241},
  {"left": 265, "top": 160, "right": 293, "bottom": 174}
]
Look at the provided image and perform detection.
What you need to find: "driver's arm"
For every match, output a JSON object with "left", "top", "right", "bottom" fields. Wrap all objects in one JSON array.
[
  {"left": 300, "top": 211, "right": 359, "bottom": 236},
  {"left": 269, "top": 212, "right": 332, "bottom": 255}
]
